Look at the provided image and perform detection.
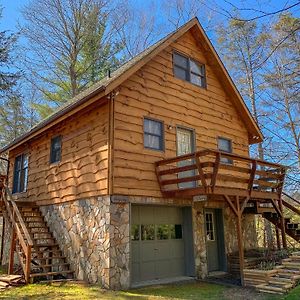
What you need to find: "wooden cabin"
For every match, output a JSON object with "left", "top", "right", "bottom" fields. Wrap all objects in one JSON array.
[{"left": 0, "top": 18, "right": 293, "bottom": 289}]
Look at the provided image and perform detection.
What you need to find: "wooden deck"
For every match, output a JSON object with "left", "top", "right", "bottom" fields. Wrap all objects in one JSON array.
[{"left": 155, "top": 149, "right": 286, "bottom": 201}]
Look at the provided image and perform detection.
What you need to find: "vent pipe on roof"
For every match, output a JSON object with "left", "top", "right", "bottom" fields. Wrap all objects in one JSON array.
[{"left": 107, "top": 69, "right": 111, "bottom": 78}]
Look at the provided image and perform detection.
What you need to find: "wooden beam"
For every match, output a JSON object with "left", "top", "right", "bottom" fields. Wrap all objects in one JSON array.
[
  {"left": 270, "top": 199, "right": 282, "bottom": 218},
  {"left": 211, "top": 153, "right": 220, "bottom": 191},
  {"left": 195, "top": 154, "right": 207, "bottom": 188},
  {"left": 224, "top": 195, "right": 238, "bottom": 216},
  {"left": 248, "top": 161, "right": 257, "bottom": 193},
  {"left": 240, "top": 196, "right": 250, "bottom": 214},
  {"left": 0, "top": 214, "right": 4, "bottom": 265},
  {"left": 236, "top": 196, "right": 245, "bottom": 286},
  {"left": 278, "top": 197, "right": 287, "bottom": 249}
]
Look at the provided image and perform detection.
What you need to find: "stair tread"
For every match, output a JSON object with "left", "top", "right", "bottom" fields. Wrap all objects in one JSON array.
[
  {"left": 30, "top": 270, "right": 73, "bottom": 278},
  {"left": 34, "top": 263, "right": 70, "bottom": 268},
  {"left": 33, "top": 256, "right": 66, "bottom": 260}
]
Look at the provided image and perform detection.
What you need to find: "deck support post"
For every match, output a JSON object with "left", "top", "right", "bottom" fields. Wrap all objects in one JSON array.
[
  {"left": 275, "top": 226, "right": 281, "bottom": 250},
  {"left": 224, "top": 195, "right": 244, "bottom": 286},
  {"left": 278, "top": 198, "right": 287, "bottom": 249},
  {"left": 0, "top": 215, "right": 5, "bottom": 265}
]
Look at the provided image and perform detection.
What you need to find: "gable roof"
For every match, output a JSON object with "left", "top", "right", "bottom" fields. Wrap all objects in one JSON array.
[{"left": 0, "top": 18, "right": 263, "bottom": 154}]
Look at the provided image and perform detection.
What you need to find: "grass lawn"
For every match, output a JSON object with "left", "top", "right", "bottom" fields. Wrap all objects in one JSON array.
[{"left": 0, "top": 281, "right": 299, "bottom": 300}]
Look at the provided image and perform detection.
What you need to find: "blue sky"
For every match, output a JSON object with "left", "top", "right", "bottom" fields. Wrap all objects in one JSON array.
[{"left": 1, "top": 0, "right": 299, "bottom": 33}]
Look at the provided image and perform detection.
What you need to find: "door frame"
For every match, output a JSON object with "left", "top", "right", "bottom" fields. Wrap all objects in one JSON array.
[{"left": 204, "top": 208, "right": 227, "bottom": 273}]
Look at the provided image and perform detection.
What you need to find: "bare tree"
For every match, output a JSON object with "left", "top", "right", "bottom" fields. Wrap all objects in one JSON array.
[{"left": 21, "top": 0, "right": 125, "bottom": 117}]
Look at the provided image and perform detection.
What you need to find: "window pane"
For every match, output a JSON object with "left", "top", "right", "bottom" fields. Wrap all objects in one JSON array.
[
  {"left": 190, "top": 60, "right": 202, "bottom": 75},
  {"left": 23, "top": 155, "right": 28, "bottom": 168},
  {"left": 170, "top": 224, "right": 183, "bottom": 239},
  {"left": 218, "top": 138, "right": 231, "bottom": 152},
  {"left": 173, "top": 53, "right": 188, "bottom": 68},
  {"left": 144, "top": 134, "right": 160, "bottom": 150},
  {"left": 144, "top": 119, "right": 163, "bottom": 150},
  {"left": 131, "top": 224, "right": 140, "bottom": 241},
  {"left": 144, "top": 119, "right": 162, "bottom": 135},
  {"left": 141, "top": 224, "right": 155, "bottom": 240},
  {"left": 15, "top": 156, "right": 22, "bottom": 171},
  {"left": 174, "top": 66, "right": 188, "bottom": 81},
  {"left": 191, "top": 73, "right": 202, "bottom": 86},
  {"left": 50, "top": 136, "right": 62, "bottom": 163},
  {"left": 157, "top": 224, "right": 169, "bottom": 240},
  {"left": 23, "top": 167, "right": 28, "bottom": 192}
]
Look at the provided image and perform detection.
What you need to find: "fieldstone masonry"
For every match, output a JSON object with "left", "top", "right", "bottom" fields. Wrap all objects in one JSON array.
[
  {"left": 1, "top": 195, "right": 257, "bottom": 289},
  {"left": 40, "top": 196, "right": 130, "bottom": 289}
]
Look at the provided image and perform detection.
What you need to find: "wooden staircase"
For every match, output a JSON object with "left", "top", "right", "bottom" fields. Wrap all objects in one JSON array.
[
  {"left": 1, "top": 185, "right": 74, "bottom": 283},
  {"left": 256, "top": 253, "right": 300, "bottom": 294},
  {"left": 18, "top": 206, "right": 74, "bottom": 282},
  {"left": 245, "top": 193, "right": 300, "bottom": 245}
]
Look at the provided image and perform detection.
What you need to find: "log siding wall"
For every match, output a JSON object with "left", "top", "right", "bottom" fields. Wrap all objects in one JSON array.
[
  {"left": 8, "top": 100, "right": 109, "bottom": 205},
  {"left": 112, "top": 31, "right": 250, "bottom": 197}
]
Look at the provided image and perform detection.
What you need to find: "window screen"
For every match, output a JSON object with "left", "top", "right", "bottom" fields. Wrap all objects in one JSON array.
[{"left": 144, "top": 118, "right": 164, "bottom": 151}]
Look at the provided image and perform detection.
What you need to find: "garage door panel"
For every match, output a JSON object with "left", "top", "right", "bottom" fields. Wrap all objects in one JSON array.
[
  {"left": 131, "top": 262, "right": 140, "bottom": 282},
  {"left": 140, "top": 261, "right": 156, "bottom": 281},
  {"left": 156, "top": 241, "right": 171, "bottom": 260},
  {"left": 131, "top": 242, "right": 140, "bottom": 263},
  {"left": 156, "top": 260, "right": 171, "bottom": 278},
  {"left": 171, "top": 258, "right": 185, "bottom": 276},
  {"left": 140, "top": 243, "right": 156, "bottom": 261},
  {"left": 170, "top": 241, "right": 184, "bottom": 258},
  {"left": 140, "top": 206, "right": 155, "bottom": 224},
  {"left": 131, "top": 205, "right": 187, "bottom": 284}
]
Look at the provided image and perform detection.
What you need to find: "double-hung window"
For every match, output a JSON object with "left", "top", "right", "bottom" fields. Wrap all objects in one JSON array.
[
  {"left": 13, "top": 153, "right": 29, "bottom": 193},
  {"left": 173, "top": 52, "right": 206, "bottom": 88},
  {"left": 144, "top": 118, "right": 164, "bottom": 151},
  {"left": 218, "top": 137, "right": 233, "bottom": 164},
  {"left": 50, "top": 136, "right": 62, "bottom": 163}
]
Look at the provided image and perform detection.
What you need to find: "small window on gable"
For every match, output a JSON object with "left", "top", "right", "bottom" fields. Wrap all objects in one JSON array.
[
  {"left": 13, "top": 153, "right": 29, "bottom": 194},
  {"left": 173, "top": 52, "right": 206, "bottom": 88},
  {"left": 50, "top": 136, "right": 62, "bottom": 164},
  {"left": 144, "top": 118, "right": 164, "bottom": 151},
  {"left": 218, "top": 137, "right": 233, "bottom": 164}
]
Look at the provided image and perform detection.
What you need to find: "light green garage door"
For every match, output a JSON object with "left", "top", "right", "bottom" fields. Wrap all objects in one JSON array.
[{"left": 131, "top": 205, "right": 194, "bottom": 284}]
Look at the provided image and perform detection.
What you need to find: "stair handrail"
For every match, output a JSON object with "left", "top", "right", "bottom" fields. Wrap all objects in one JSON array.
[
  {"left": 282, "top": 192, "right": 300, "bottom": 207},
  {"left": 1, "top": 186, "right": 33, "bottom": 282}
]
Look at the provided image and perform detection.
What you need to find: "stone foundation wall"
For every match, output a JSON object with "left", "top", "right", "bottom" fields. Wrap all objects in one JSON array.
[{"left": 40, "top": 196, "right": 130, "bottom": 289}]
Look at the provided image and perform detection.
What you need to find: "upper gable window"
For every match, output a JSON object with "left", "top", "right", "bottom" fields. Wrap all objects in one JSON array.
[
  {"left": 13, "top": 153, "right": 28, "bottom": 194},
  {"left": 144, "top": 118, "right": 164, "bottom": 151},
  {"left": 218, "top": 137, "right": 233, "bottom": 164},
  {"left": 50, "top": 136, "right": 62, "bottom": 164},
  {"left": 173, "top": 52, "right": 206, "bottom": 88}
]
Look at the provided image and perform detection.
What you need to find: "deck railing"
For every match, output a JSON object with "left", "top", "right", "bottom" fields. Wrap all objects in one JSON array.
[
  {"left": 1, "top": 185, "right": 33, "bottom": 282},
  {"left": 155, "top": 149, "right": 286, "bottom": 200}
]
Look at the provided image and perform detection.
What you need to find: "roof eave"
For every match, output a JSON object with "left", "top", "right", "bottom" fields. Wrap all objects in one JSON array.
[{"left": 0, "top": 85, "right": 106, "bottom": 154}]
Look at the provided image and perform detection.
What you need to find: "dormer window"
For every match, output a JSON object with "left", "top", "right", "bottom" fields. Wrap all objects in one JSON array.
[{"left": 173, "top": 52, "right": 206, "bottom": 88}]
